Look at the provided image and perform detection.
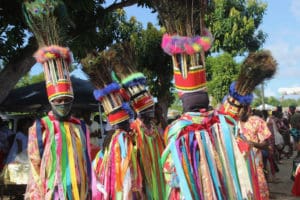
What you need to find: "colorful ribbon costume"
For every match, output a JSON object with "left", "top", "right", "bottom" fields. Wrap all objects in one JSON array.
[
  {"left": 22, "top": 0, "right": 95, "bottom": 199},
  {"left": 26, "top": 112, "right": 92, "bottom": 199},
  {"left": 81, "top": 50, "right": 144, "bottom": 199},
  {"left": 162, "top": 111, "right": 254, "bottom": 200},
  {"left": 109, "top": 43, "right": 166, "bottom": 200}
]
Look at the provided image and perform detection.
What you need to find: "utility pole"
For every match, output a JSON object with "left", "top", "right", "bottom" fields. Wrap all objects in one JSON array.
[
  {"left": 281, "top": 94, "right": 284, "bottom": 104},
  {"left": 261, "top": 81, "right": 265, "bottom": 110}
]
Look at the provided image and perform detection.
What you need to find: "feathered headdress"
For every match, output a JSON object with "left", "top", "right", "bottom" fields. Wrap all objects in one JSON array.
[
  {"left": 81, "top": 50, "right": 132, "bottom": 125},
  {"left": 153, "top": 0, "right": 213, "bottom": 95},
  {"left": 109, "top": 42, "right": 155, "bottom": 114},
  {"left": 22, "top": 0, "right": 73, "bottom": 102},
  {"left": 220, "top": 50, "right": 277, "bottom": 119}
]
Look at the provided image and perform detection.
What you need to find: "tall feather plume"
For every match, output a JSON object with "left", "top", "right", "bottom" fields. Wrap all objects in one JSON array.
[
  {"left": 152, "top": 0, "right": 213, "bottom": 68},
  {"left": 81, "top": 50, "right": 115, "bottom": 89},
  {"left": 22, "top": 0, "right": 64, "bottom": 46},
  {"left": 151, "top": 0, "right": 209, "bottom": 36},
  {"left": 109, "top": 42, "right": 138, "bottom": 81},
  {"left": 235, "top": 50, "right": 277, "bottom": 95}
]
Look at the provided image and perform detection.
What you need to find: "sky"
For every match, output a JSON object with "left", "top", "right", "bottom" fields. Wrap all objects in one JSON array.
[
  {"left": 260, "top": 0, "right": 300, "bottom": 99},
  {"left": 31, "top": 0, "right": 300, "bottom": 99},
  {"left": 124, "top": 0, "right": 300, "bottom": 99}
]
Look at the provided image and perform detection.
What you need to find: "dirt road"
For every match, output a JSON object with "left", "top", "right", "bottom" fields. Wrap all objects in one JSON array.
[{"left": 269, "top": 155, "right": 299, "bottom": 199}]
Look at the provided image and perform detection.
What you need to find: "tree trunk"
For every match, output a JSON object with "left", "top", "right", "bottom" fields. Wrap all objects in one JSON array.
[
  {"left": 157, "top": 95, "right": 169, "bottom": 129},
  {"left": 0, "top": 41, "right": 37, "bottom": 104}
]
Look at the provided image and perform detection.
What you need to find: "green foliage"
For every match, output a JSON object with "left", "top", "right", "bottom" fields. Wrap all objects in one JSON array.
[
  {"left": 131, "top": 23, "right": 174, "bottom": 106},
  {"left": 281, "top": 98, "right": 300, "bottom": 108},
  {"left": 207, "top": 0, "right": 267, "bottom": 55},
  {"left": 251, "top": 90, "right": 300, "bottom": 108},
  {"left": 206, "top": 53, "right": 240, "bottom": 103},
  {"left": 15, "top": 72, "right": 44, "bottom": 88},
  {"left": 1, "top": 0, "right": 268, "bottom": 110},
  {"left": 0, "top": 0, "right": 28, "bottom": 65},
  {"left": 64, "top": 6, "right": 124, "bottom": 59},
  {"left": 252, "top": 88, "right": 264, "bottom": 106},
  {"left": 267, "top": 96, "right": 281, "bottom": 107},
  {"left": 169, "top": 92, "right": 183, "bottom": 112}
]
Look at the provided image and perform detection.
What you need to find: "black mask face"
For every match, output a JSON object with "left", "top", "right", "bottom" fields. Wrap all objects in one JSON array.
[
  {"left": 50, "top": 100, "right": 73, "bottom": 121},
  {"left": 181, "top": 91, "right": 209, "bottom": 113},
  {"left": 113, "top": 120, "right": 131, "bottom": 132},
  {"left": 139, "top": 106, "right": 155, "bottom": 119},
  {"left": 137, "top": 106, "right": 155, "bottom": 127}
]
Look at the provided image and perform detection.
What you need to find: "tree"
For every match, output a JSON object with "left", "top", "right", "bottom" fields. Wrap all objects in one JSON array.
[
  {"left": 143, "top": 0, "right": 267, "bottom": 105},
  {"left": 252, "top": 88, "right": 265, "bottom": 107},
  {"left": 1, "top": 0, "right": 268, "bottom": 110},
  {"left": 132, "top": 23, "right": 173, "bottom": 122},
  {"left": 206, "top": 53, "right": 240, "bottom": 104},
  {"left": 281, "top": 98, "right": 298, "bottom": 108},
  {"left": 15, "top": 72, "right": 45, "bottom": 88},
  {"left": 0, "top": 0, "right": 140, "bottom": 104},
  {"left": 207, "top": 0, "right": 267, "bottom": 56},
  {"left": 266, "top": 96, "right": 281, "bottom": 107}
]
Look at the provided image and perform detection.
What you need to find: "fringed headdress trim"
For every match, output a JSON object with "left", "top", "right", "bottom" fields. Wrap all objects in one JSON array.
[
  {"left": 34, "top": 45, "right": 73, "bottom": 65},
  {"left": 121, "top": 72, "right": 146, "bottom": 87},
  {"left": 37, "top": 46, "right": 74, "bottom": 101},
  {"left": 93, "top": 82, "right": 120, "bottom": 101},
  {"left": 161, "top": 32, "right": 213, "bottom": 56}
]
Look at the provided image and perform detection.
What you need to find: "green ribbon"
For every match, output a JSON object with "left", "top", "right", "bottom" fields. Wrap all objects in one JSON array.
[
  {"left": 59, "top": 122, "right": 68, "bottom": 197},
  {"left": 43, "top": 116, "right": 56, "bottom": 191}
]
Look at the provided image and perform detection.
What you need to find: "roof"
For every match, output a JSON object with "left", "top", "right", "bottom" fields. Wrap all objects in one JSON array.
[{"left": 0, "top": 76, "right": 100, "bottom": 113}]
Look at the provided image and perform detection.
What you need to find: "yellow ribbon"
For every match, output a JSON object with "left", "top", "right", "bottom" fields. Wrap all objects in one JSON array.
[
  {"left": 73, "top": 125, "right": 86, "bottom": 200},
  {"left": 64, "top": 122, "right": 80, "bottom": 200}
]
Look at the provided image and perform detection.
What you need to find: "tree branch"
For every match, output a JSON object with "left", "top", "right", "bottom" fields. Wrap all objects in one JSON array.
[
  {"left": 105, "top": 0, "right": 138, "bottom": 12},
  {"left": 0, "top": 38, "right": 37, "bottom": 104}
]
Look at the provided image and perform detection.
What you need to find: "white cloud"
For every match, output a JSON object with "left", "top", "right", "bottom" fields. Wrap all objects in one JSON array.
[
  {"left": 265, "top": 41, "right": 300, "bottom": 77},
  {"left": 291, "top": 0, "right": 300, "bottom": 21}
]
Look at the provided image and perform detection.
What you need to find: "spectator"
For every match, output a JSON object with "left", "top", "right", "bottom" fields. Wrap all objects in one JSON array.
[
  {"left": 274, "top": 108, "right": 293, "bottom": 158},
  {"left": 290, "top": 113, "right": 300, "bottom": 196},
  {"left": 290, "top": 113, "right": 300, "bottom": 155},
  {"left": 0, "top": 117, "right": 14, "bottom": 170},
  {"left": 288, "top": 105, "right": 297, "bottom": 125},
  {"left": 90, "top": 115, "right": 102, "bottom": 146},
  {"left": 5, "top": 117, "right": 33, "bottom": 164},
  {"left": 240, "top": 106, "right": 272, "bottom": 199}
]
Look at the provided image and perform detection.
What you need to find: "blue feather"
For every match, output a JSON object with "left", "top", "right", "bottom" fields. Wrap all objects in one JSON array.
[
  {"left": 228, "top": 82, "right": 253, "bottom": 105},
  {"left": 93, "top": 82, "right": 120, "bottom": 100}
]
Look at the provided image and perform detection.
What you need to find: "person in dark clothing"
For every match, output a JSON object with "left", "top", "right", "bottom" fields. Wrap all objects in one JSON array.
[{"left": 274, "top": 107, "right": 292, "bottom": 158}]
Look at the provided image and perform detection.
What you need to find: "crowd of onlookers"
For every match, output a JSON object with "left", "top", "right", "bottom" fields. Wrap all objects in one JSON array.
[{"left": 249, "top": 105, "right": 300, "bottom": 196}]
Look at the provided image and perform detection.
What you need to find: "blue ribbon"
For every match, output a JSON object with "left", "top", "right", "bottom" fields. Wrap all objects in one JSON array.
[
  {"left": 170, "top": 138, "right": 193, "bottom": 200},
  {"left": 219, "top": 114, "right": 242, "bottom": 200}
]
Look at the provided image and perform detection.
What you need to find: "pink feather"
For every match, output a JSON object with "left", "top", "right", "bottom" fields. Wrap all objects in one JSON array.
[
  {"left": 199, "top": 37, "right": 211, "bottom": 51},
  {"left": 184, "top": 43, "right": 196, "bottom": 55}
]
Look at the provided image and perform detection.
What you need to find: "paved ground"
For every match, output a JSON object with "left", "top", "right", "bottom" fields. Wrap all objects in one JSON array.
[{"left": 269, "top": 154, "right": 299, "bottom": 200}]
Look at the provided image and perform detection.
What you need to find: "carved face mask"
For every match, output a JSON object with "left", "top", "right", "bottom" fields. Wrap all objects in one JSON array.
[{"left": 50, "top": 97, "right": 73, "bottom": 121}]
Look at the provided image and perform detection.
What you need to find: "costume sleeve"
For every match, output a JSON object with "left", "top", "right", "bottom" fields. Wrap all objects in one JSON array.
[
  {"left": 25, "top": 121, "right": 43, "bottom": 199},
  {"left": 257, "top": 119, "right": 272, "bottom": 143}
]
